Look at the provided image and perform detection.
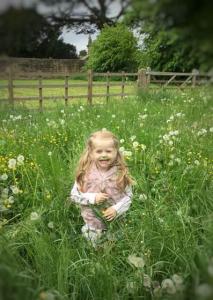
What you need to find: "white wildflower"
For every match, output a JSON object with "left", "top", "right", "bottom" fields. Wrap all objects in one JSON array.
[
  {"left": 197, "top": 128, "right": 207, "bottom": 136},
  {"left": 172, "top": 274, "right": 184, "bottom": 291},
  {"left": 30, "top": 212, "right": 40, "bottom": 221},
  {"left": 140, "top": 144, "right": 147, "bottom": 150},
  {"left": 161, "top": 278, "right": 176, "bottom": 294},
  {"left": 127, "top": 254, "right": 145, "bottom": 268},
  {"left": 139, "top": 194, "right": 147, "bottom": 201},
  {"left": 123, "top": 150, "right": 132, "bottom": 157},
  {"left": 17, "top": 155, "right": 24, "bottom": 165},
  {"left": 133, "top": 141, "right": 139, "bottom": 148},
  {"left": 112, "top": 114, "right": 116, "bottom": 118},
  {"left": 140, "top": 114, "right": 148, "bottom": 120},
  {"left": 130, "top": 135, "right": 136, "bottom": 142},
  {"left": 10, "top": 185, "right": 20, "bottom": 194},
  {"left": 209, "top": 127, "right": 213, "bottom": 133},
  {"left": 1, "top": 173, "right": 8, "bottom": 181},
  {"left": 119, "top": 147, "right": 125, "bottom": 153},
  {"left": 120, "top": 139, "right": 124, "bottom": 143},
  {"left": 143, "top": 274, "right": 151, "bottom": 288},
  {"left": 8, "top": 158, "right": 17, "bottom": 170},
  {"left": 194, "top": 160, "right": 200, "bottom": 166},
  {"left": 48, "top": 221, "right": 54, "bottom": 229},
  {"left": 59, "top": 119, "right": 65, "bottom": 125},
  {"left": 169, "top": 130, "right": 179, "bottom": 136},
  {"left": 163, "top": 134, "right": 170, "bottom": 141},
  {"left": 175, "top": 158, "right": 181, "bottom": 164},
  {"left": 8, "top": 196, "right": 14, "bottom": 204},
  {"left": 48, "top": 151, "right": 52, "bottom": 156},
  {"left": 130, "top": 135, "right": 136, "bottom": 141}
]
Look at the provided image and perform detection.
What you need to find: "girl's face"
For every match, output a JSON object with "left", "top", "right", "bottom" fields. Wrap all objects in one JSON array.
[{"left": 91, "top": 137, "right": 117, "bottom": 171}]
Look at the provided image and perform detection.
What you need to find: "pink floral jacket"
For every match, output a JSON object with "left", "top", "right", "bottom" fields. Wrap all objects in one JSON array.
[{"left": 70, "top": 163, "right": 132, "bottom": 230}]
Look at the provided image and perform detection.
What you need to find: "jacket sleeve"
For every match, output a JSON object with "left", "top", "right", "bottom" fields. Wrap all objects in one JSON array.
[
  {"left": 70, "top": 181, "right": 96, "bottom": 205},
  {"left": 112, "top": 185, "right": 133, "bottom": 216}
]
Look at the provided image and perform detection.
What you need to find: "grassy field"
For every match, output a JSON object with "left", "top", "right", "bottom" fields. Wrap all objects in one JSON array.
[
  {"left": 0, "top": 78, "right": 137, "bottom": 109},
  {"left": 0, "top": 87, "right": 212, "bottom": 300}
]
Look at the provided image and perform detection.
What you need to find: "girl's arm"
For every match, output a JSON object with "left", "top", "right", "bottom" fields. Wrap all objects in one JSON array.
[
  {"left": 112, "top": 185, "right": 133, "bottom": 217},
  {"left": 70, "top": 181, "right": 96, "bottom": 205}
]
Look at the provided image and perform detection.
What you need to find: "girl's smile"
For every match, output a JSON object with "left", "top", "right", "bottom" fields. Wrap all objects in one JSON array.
[{"left": 91, "top": 138, "right": 117, "bottom": 170}]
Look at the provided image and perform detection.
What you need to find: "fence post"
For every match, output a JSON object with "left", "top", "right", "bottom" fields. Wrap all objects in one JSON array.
[
  {"left": 38, "top": 75, "right": 43, "bottom": 111},
  {"left": 65, "top": 75, "right": 68, "bottom": 106},
  {"left": 146, "top": 67, "right": 151, "bottom": 86},
  {"left": 121, "top": 71, "right": 125, "bottom": 100},
  {"left": 87, "top": 69, "right": 93, "bottom": 104},
  {"left": 8, "top": 64, "right": 14, "bottom": 107},
  {"left": 137, "top": 68, "right": 147, "bottom": 88},
  {"left": 106, "top": 71, "right": 110, "bottom": 103},
  {"left": 192, "top": 69, "right": 199, "bottom": 87}
]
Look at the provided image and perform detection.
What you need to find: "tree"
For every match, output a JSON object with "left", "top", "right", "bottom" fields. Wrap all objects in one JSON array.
[
  {"left": 125, "top": 0, "right": 213, "bottom": 71},
  {"left": 40, "top": 0, "right": 131, "bottom": 33},
  {"left": 86, "top": 23, "right": 138, "bottom": 72},
  {"left": 0, "top": 7, "right": 78, "bottom": 59},
  {"left": 79, "top": 50, "right": 87, "bottom": 58}
]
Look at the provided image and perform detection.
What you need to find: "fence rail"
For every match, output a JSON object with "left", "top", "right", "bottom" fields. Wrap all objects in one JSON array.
[{"left": 0, "top": 68, "right": 212, "bottom": 108}]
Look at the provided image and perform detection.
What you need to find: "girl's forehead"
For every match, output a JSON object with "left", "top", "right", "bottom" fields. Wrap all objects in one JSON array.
[{"left": 92, "top": 137, "right": 115, "bottom": 148}]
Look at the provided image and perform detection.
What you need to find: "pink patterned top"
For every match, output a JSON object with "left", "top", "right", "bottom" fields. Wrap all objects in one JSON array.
[{"left": 70, "top": 163, "right": 132, "bottom": 230}]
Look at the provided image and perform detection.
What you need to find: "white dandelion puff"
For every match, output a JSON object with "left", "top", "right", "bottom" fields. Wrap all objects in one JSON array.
[
  {"left": 8, "top": 158, "right": 17, "bottom": 170},
  {"left": 30, "top": 212, "right": 40, "bottom": 221}
]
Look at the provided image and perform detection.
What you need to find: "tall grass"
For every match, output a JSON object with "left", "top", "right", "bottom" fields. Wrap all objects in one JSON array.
[{"left": 0, "top": 87, "right": 212, "bottom": 299}]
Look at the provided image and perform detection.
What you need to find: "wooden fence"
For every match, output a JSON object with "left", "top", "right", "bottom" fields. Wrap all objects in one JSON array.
[{"left": 0, "top": 68, "right": 212, "bottom": 108}]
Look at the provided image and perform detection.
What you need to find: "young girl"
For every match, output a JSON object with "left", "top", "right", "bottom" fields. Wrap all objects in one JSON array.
[{"left": 70, "top": 129, "right": 133, "bottom": 246}]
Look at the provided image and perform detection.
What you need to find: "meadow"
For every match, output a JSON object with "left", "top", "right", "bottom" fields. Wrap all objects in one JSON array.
[{"left": 0, "top": 87, "right": 212, "bottom": 300}]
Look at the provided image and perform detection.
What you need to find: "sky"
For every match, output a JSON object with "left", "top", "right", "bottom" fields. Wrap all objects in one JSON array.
[
  {"left": 0, "top": 0, "right": 117, "bottom": 54},
  {"left": 61, "top": 29, "right": 98, "bottom": 54}
]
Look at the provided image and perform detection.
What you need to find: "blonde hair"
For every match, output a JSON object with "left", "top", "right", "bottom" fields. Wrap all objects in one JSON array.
[{"left": 75, "top": 130, "right": 134, "bottom": 191}]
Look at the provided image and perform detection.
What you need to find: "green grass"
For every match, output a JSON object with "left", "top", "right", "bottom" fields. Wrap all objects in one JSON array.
[
  {"left": 0, "top": 87, "right": 213, "bottom": 300},
  {"left": 0, "top": 79, "right": 137, "bottom": 109}
]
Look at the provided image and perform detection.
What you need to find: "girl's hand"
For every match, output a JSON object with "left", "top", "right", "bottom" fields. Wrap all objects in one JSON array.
[
  {"left": 103, "top": 207, "right": 117, "bottom": 221},
  {"left": 95, "top": 193, "right": 108, "bottom": 204}
]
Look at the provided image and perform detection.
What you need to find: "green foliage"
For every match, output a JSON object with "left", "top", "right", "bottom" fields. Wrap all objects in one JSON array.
[
  {"left": 0, "top": 7, "right": 78, "bottom": 59},
  {"left": 126, "top": 0, "right": 213, "bottom": 71},
  {"left": 137, "top": 30, "right": 201, "bottom": 71},
  {"left": 86, "top": 23, "right": 139, "bottom": 72}
]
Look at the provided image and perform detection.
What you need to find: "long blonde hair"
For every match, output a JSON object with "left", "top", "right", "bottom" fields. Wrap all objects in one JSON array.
[{"left": 75, "top": 130, "right": 134, "bottom": 191}]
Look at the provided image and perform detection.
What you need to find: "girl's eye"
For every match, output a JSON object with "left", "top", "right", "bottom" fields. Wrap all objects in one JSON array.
[
  {"left": 107, "top": 150, "right": 112, "bottom": 153},
  {"left": 96, "top": 150, "right": 102, "bottom": 154}
]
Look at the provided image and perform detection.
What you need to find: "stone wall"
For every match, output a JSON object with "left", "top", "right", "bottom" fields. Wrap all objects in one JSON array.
[{"left": 0, "top": 57, "right": 86, "bottom": 78}]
